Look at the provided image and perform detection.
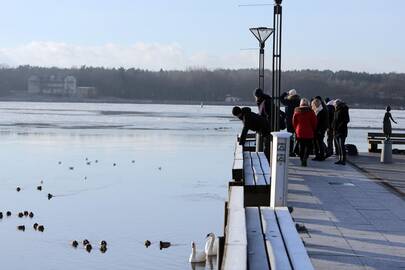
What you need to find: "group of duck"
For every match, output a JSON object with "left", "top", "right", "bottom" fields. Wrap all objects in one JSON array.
[
  {"left": 71, "top": 239, "right": 108, "bottom": 253},
  {"left": 0, "top": 210, "right": 45, "bottom": 232},
  {"left": 144, "top": 233, "right": 218, "bottom": 263}
]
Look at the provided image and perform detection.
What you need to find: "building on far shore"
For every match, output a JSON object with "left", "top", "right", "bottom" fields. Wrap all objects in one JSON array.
[
  {"left": 225, "top": 94, "right": 241, "bottom": 103},
  {"left": 27, "top": 75, "right": 97, "bottom": 98}
]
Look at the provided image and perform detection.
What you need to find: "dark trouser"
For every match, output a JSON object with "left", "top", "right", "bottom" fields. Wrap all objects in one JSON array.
[
  {"left": 263, "top": 134, "right": 271, "bottom": 161},
  {"left": 335, "top": 135, "right": 346, "bottom": 162},
  {"left": 287, "top": 125, "right": 295, "bottom": 155},
  {"left": 314, "top": 132, "right": 326, "bottom": 159},
  {"left": 297, "top": 139, "right": 312, "bottom": 162},
  {"left": 326, "top": 129, "right": 334, "bottom": 156}
]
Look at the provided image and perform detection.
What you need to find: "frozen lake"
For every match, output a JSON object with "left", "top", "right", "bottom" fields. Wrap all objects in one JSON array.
[{"left": 0, "top": 102, "right": 403, "bottom": 270}]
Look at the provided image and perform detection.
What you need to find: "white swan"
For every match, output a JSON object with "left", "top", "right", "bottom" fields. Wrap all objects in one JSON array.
[
  {"left": 204, "top": 233, "right": 218, "bottom": 256},
  {"left": 189, "top": 241, "right": 206, "bottom": 263}
]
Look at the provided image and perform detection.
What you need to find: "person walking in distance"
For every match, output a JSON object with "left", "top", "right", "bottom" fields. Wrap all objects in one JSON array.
[
  {"left": 281, "top": 89, "right": 301, "bottom": 156},
  {"left": 332, "top": 99, "right": 350, "bottom": 165},
  {"left": 293, "top": 98, "right": 317, "bottom": 167}
]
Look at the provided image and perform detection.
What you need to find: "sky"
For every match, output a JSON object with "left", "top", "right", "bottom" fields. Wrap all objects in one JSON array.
[{"left": 0, "top": 0, "right": 404, "bottom": 73}]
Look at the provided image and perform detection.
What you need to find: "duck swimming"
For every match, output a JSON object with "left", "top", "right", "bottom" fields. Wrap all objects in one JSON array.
[
  {"left": 18, "top": 212, "right": 24, "bottom": 218},
  {"left": 17, "top": 225, "right": 25, "bottom": 231},
  {"left": 144, "top": 240, "right": 151, "bottom": 248},
  {"left": 83, "top": 239, "right": 90, "bottom": 246},
  {"left": 24, "top": 211, "right": 29, "bottom": 216},
  {"left": 72, "top": 240, "right": 79, "bottom": 248},
  {"left": 6, "top": 211, "right": 11, "bottom": 217},
  {"left": 37, "top": 225, "right": 45, "bottom": 232},
  {"left": 85, "top": 244, "right": 92, "bottom": 252},
  {"left": 100, "top": 240, "right": 107, "bottom": 247},
  {"left": 100, "top": 245, "right": 107, "bottom": 253},
  {"left": 159, "top": 241, "right": 171, "bottom": 250},
  {"left": 33, "top": 223, "right": 38, "bottom": 230},
  {"left": 29, "top": 212, "right": 34, "bottom": 218},
  {"left": 0, "top": 212, "right": 3, "bottom": 219},
  {"left": 48, "top": 193, "right": 53, "bottom": 200},
  {"left": 37, "top": 186, "right": 42, "bottom": 191},
  {"left": 16, "top": 187, "right": 21, "bottom": 192}
]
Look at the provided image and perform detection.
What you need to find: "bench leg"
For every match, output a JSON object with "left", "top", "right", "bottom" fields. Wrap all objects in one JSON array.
[{"left": 369, "top": 143, "right": 377, "bottom": 153}]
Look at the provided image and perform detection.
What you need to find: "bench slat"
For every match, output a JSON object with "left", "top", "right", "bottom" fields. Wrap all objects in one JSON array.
[
  {"left": 261, "top": 207, "right": 292, "bottom": 270},
  {"left": 254, "top": 173, "right": 267, "bottom": 185},
  {"left": 275, "top": 207, "right": 314, "bottom": 270},
  {"left": 223, "top": 186, "right": 247, "bottom": 270},
  {"left": 246, "top": 207, "right": 270, "bottom": 270}
]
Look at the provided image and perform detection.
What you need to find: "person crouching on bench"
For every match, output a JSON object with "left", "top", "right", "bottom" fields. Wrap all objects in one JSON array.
[{"left": 232, "top": 106, "right": 271, "bottom": 161}]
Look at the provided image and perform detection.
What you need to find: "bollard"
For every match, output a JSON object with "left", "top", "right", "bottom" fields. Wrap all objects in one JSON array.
[
  {"left": 381, "top": 139, "right": 392, "bottom": 163},
  {"left": 256, "top": 133, "right": 263, "bottom": 152},
  {"left": 270, "top": 131, "right": 292, "bottom": 207}
]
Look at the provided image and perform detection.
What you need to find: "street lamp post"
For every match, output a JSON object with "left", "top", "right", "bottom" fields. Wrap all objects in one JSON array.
[
  {"left": 250, "top": 27, "right": 274, "bottom": 93},
  {"left": 272, "top": 0, "right": 283, "bottom": 132},
  {"left": 250, "top": 27, "right": 273, "bottom": 152}
]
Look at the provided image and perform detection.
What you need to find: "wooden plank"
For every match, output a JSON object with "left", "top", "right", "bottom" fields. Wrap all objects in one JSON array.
[
  {"left": 258, "top": 152, "right": 270, "bottom": 174},
  {"left": 244, "top": 172, "right": 255, "bottom": 186},
  {"left": 261, "top": 207, "right": 292, "bottom": 270},
  {"left": 254, "top": 173, "right": 267, "bottom": 186},
  {"left": 222, "top": 186, "right": 247, "bottom": 270},
  {"left": 275, "top": 207, "right": 314, "bottom": 270},
  {"left": 229, "top": 186, "right": 244, "bottom": 209},
  {"left": 246, "top": 207, "right": 270, "bottom": 270}
]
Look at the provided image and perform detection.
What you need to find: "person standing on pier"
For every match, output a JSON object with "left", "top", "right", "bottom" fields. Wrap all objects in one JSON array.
[
  {"left": 332, "top": 99, "right": 350, "bottom": 165},
  {"left": 293, "top": 98, "right": 317, "bottom": 167},
  {"left": 325, "top": 98, "right": 336, "bottom": 158},
  {"left": 232, "top": 106, "right": 271, "bottom": 160},
  {"left": 311, "top": 97, "right": 329, "bottom": 161},
  {"left": 383, "top": 106, "right": 397, "bottom": 139},
  {"left": 281, "top": 89, "right": 301, "bottom": 156},
  {"left": 254, "top": 88, "right": 286, "bottom": 130}
]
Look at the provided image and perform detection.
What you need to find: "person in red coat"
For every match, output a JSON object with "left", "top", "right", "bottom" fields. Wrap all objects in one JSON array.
[{"left": 293, "top": 98, "right": 317, "bottom": 166}]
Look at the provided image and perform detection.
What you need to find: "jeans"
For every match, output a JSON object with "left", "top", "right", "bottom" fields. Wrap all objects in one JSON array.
[
  {"left": 335, "top": 135, "right": 346, "bottom": 162},
  {"left": 314, "top": 132, "right": 326, "bottom": 159}
]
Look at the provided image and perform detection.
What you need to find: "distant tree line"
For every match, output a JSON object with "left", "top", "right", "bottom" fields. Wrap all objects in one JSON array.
[{"left": 0, "top": 65, "right": 404, "bottom": 107}]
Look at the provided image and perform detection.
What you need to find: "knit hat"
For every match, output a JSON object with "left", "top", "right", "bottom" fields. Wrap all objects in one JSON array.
[{"left": 288, "top": 89, "right": 297, "bottom": 96}]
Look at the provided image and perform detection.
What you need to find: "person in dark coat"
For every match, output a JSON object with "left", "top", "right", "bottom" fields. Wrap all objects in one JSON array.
[
  {"left": 332, "top": 100, "right": 350, "bottom": 165},
  {"left": 293, "top": 98, "right": 317, "bottom": 167},
  {"left": 281, "top": 89, "right": 301, "bottom": 156},
  {"left": 325, "top": 98, "right": 336, "bottom": 157},
  {"left": 232, "top": 106, "right": 271, "bottom": 160},
  {"left": 254, "top": 88, "right": 286, "bottom": 130},
  {"left": 311, "top": 97, "right": 329, "bottom": 161},
  {"left": 383, "top": 105, "right": 397, "bottom": 138}
]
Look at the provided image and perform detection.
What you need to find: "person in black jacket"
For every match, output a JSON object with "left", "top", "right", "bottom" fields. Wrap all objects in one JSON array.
[
  {"left": 332, "top": 100, "right": 350, "bottom": 165},
  {"left": 325, "top": 98, "right": 336, "bottom": 157},
  {"left": 232, "top": 106, "right": 271, "bottom": 160},
  {"left": 254, "top": 88, "right": 286, "bottom": 131},
  {"left": 281, "top": 89, "right": 300, "bottom": 156},
  {"left": 311, "top": 97, "right": 329, "bottom": 161}
]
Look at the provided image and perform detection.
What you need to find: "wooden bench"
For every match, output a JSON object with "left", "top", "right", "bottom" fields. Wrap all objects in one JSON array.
[
  {"left": 222, "top": 188, "right": 313, "bottom": 270},
  {"left": 246, "top": 206, "right": 314, "bottom": 270},
  {"left": 368, "top": 132, "right": 405, "bottom": 152}
]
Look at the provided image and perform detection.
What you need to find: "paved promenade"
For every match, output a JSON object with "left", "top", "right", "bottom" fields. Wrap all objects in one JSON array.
[
  {"left": 288, "top": 158, "right": 405, "bottom": 270},
  {"left": 348, "top": 153, "right": 405, "bottom": 196}
]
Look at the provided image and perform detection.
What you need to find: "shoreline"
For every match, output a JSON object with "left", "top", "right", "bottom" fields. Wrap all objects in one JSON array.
[{"left": 0, "top": 95, "right": 400, "bottom": 110}]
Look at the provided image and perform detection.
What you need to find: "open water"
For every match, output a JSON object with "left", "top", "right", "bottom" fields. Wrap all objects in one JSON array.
[{"left": 0, "top": 102, "right": 403, "bottom": 270}]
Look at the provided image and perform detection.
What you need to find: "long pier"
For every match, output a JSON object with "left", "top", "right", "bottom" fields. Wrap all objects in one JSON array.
[{"left": 217, "top": 133, "right": 405, "bottom": 269}]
